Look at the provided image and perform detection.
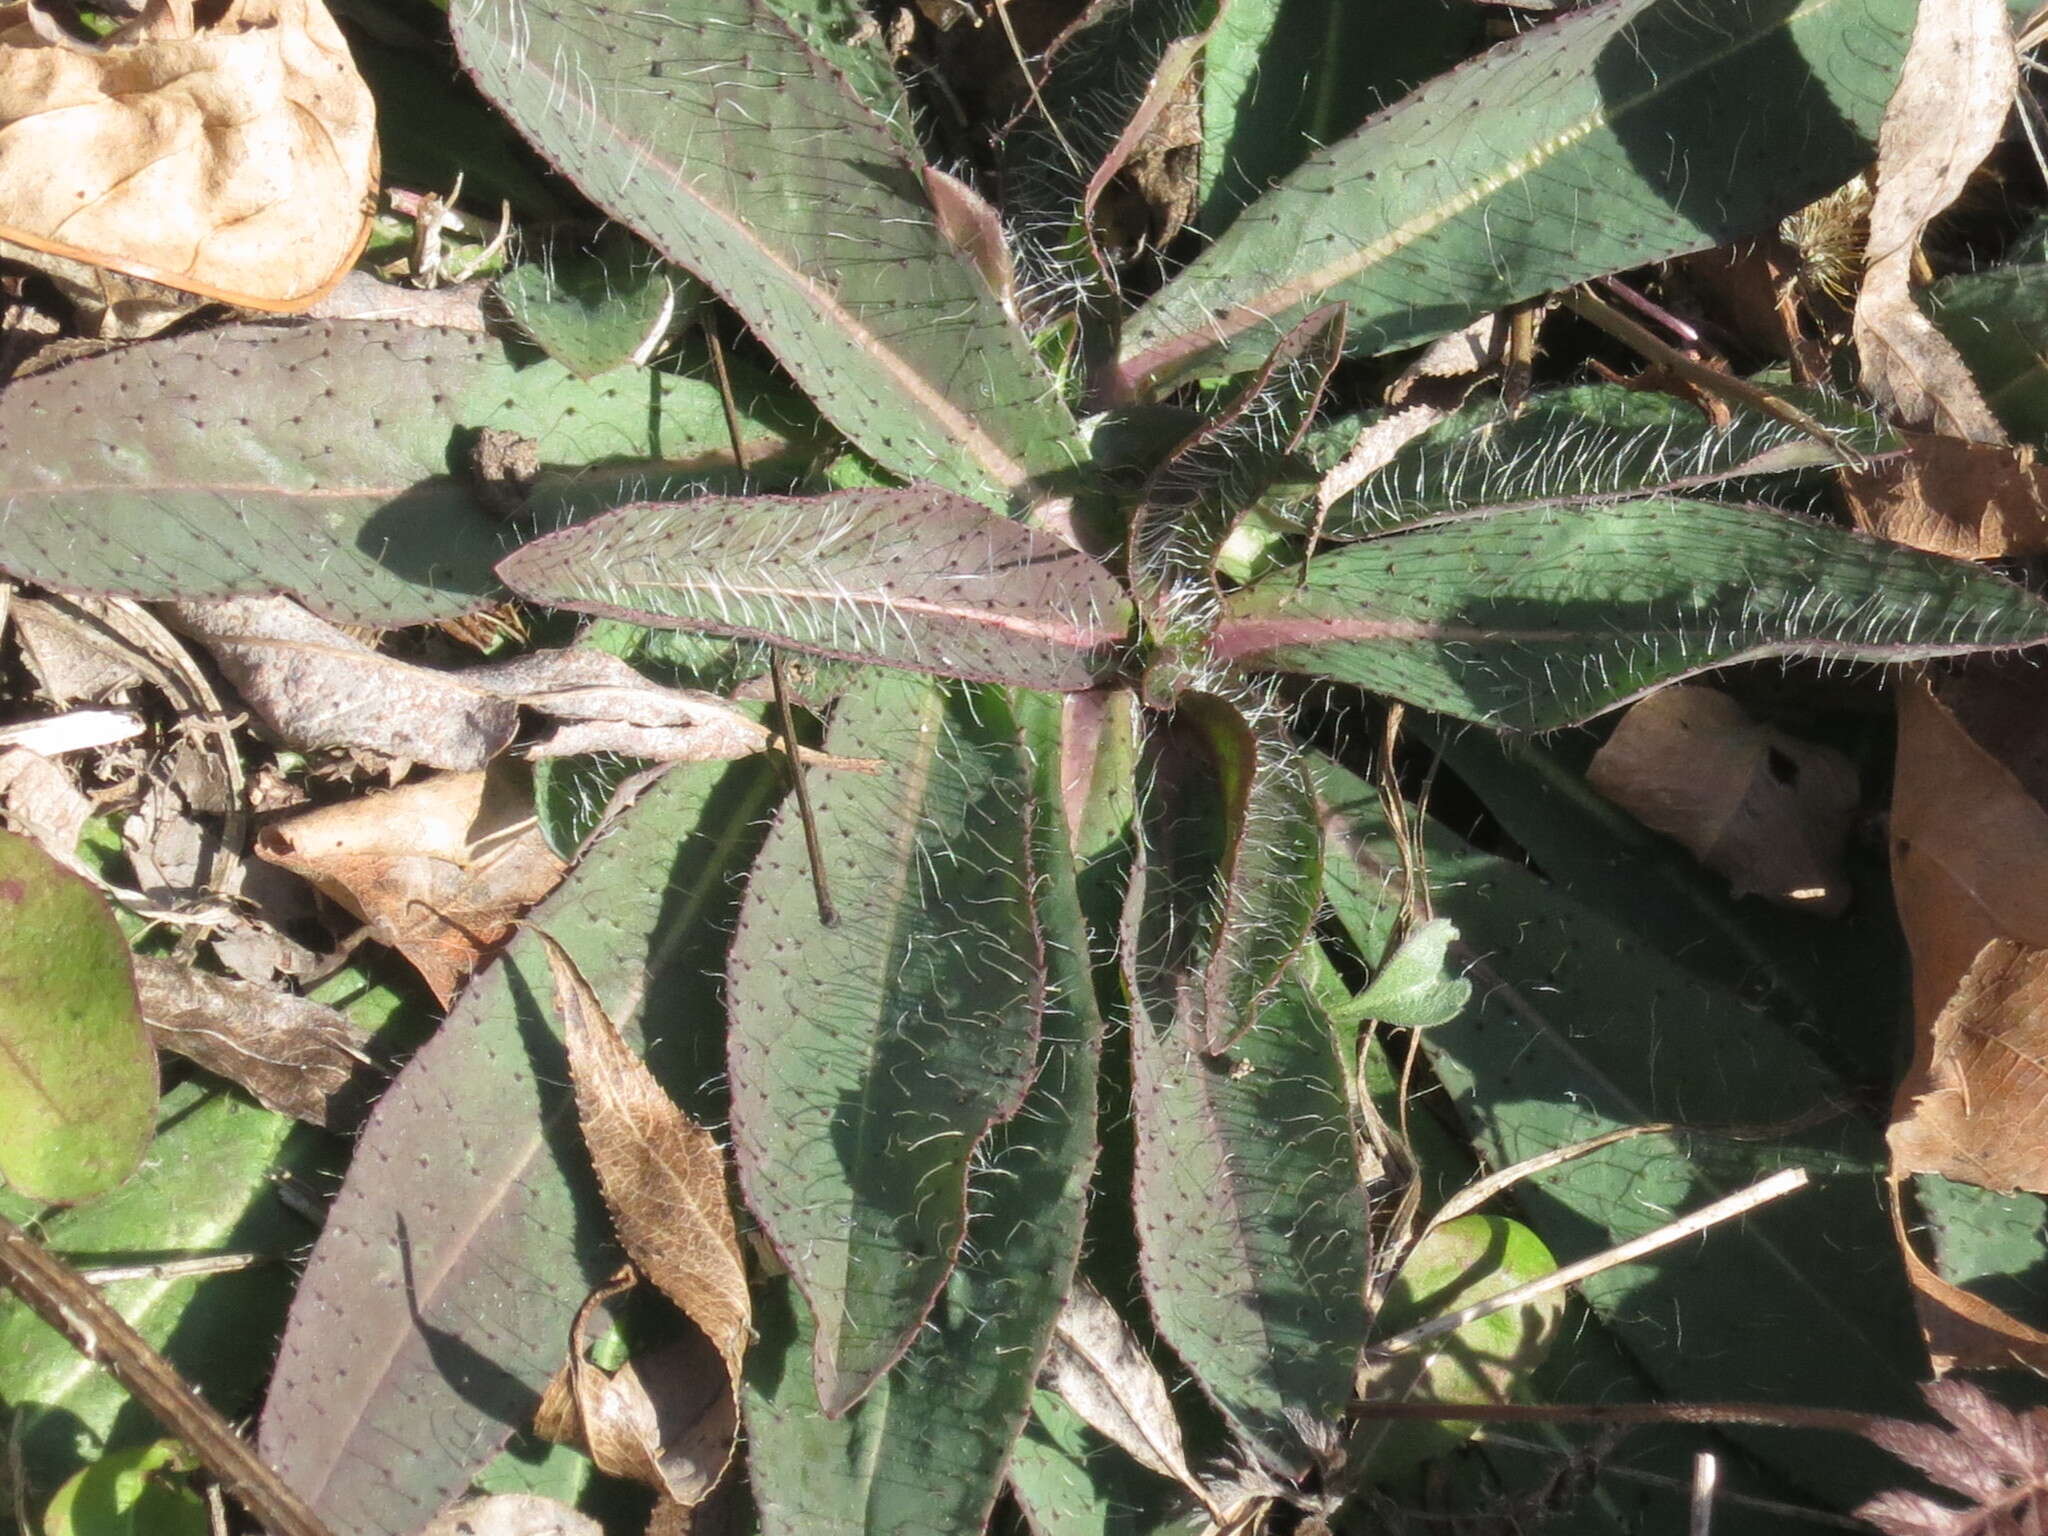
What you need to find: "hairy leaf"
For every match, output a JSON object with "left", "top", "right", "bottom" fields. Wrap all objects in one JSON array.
[
  {"left": 728, "top": 672, "right": 1047, "bottom": 1415},
  {"left": 0, "top": 322, "right": 811, "bottom": 626},
  {"left": 497, "top": 487, "right": 1133, "bottom": 691},
  {"left": 454, "top": 0, "right": 1079, "bottom": 505},
  {"left": 1008, "top": 1392, "right": 1213, "bottom": 1536},
  {"left": 1315, "top": 381, "right": 1895, "bottom": 540},
  {"left": 741, "top": 687, "right": 1098, "bottom": 1530},
  {"left": 494, "top": 236, "right": 698, "bottom": 380},
  {"left": 259, "top": 758, "right": 779, "bottom": 1535},
  {"left": 1927, "top": 263, "right": 2048, "bottom": 445},
  {"left": 1218, "top": 500, "right": 2048, "bottom": 729},
  {"left": 1117, "top": 0, "right": 1913, "bottom": 393}
]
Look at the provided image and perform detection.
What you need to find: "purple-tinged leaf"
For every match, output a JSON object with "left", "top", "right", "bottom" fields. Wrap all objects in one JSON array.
[
  {"left": 496, "top": 487, "right": 1133, "bottom": 691},
  {"left": 258, "top": 759, "right": 780, "bottom": 1535},
  {"left": 1217, "top": 499, "right": 2048, "bottom": 730},
  {"left": 0, "top": 322, "right": 815, "bottom": 626},
  {"left": 727, "top": 671, "right": 1047, "bottom": 1417},
  {"left": 453, "top": 0, "right": 1079, "bottom": 507}
]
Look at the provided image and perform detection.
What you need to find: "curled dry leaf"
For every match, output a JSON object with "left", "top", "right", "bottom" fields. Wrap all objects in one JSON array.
[
  {"left": 534, "top": 1270, "right": 733, "bottom": 1515},
  {"left": 257, "top": 769, "right": 566, "bottom": 1004},
  {"left": 0, "top": 745, "right": 87, "bottom": 862},
  {"left": 1587, "top": 684, "right": 1859, "bottom": 913},
  {"left": 537, "top": 932, "right": 749, "bottom": 1502},
  {"left": 132, "top": 953, "right": 373, "bottom": 1127},
  {"left": 414, "top": 1494, "right": 604, "bottom": 1536},
  {"left": 0, "top": 0, "right": 377, "bottom": 310},
  {"left": 1852, "top": 0, "right": 2013, "bottom": 441},
  {"left": 1044, "top": 1278, "right": 1214, "bottom": 1514},
  {"left": 1842, "top": 435, "right": 2048, "bottom": 560}
]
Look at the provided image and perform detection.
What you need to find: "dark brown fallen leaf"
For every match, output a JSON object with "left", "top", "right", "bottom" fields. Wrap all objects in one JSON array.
[
  {"left": 1587, "top": 684, "right": 1859, "bottom": 913},
  {"left": 1842, "top": 435, "right": 2048, "bottom": 559},
  {"left": 0, "top": 0, "right": 376, "bottom": 312},
  {"left": 1858, "top": 1379, "right": 2048, "bottom": 1534},
  {"left": 1852, "top": 0, "right": 2013, "bottom": 440},
  {"left": 537, "top": 932, "right": 748, "bottom": 1505},
  {"left": 133, "top": 953, "right": 374, "bottom": 1127},
  {"left": 257, "top": 769, "right": 566, "bottom": 1004}
]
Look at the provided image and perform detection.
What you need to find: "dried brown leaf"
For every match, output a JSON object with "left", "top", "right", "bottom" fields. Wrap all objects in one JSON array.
[
  {"left": 0, "top": 745, "right": 87, "bottom": 861},
  {"left": 1891, "top": 938, "right": 2048, "bottom": 1194},
  {"left": 257, "top": 769, "right": 565, "bottom": 1003},
  {"left": 1046, "top": 1278, "right": 1209, "bottom": 1506},
  {"left": 0, "top": 0, "right": 376, "bottom": 310},
  {"left": 1842, "top": 436, "right": 2048, "bottom": 559},
  {"left": 1852, "top": 0, "right": 2014, "bottom": 440},
  {"left": 1892, "top": 668, "right": 2048, "bottom": 1025},
  {"left": 1587, "top": 684, "right": 1859, "bottom": 913},
  {"left": 132, "top": 952, "right": 372, "bottom": 1126},
  {"left": 538, "top": 931, "right": 748, "bottom": 1497}
]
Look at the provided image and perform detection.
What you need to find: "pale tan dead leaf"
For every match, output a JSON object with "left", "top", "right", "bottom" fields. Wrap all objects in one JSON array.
[
  {"left": 1387, "top": 314, "right": 1506, "bottom": 405},
  {"left": 1046, "top": 1279, "right": 1215, "bottom": 1515},
  {"left": 536, "top": 1269, "right": 735, "bottom": 1514},
  {"left": 1315, "top": 404, "right": 1452, "bottom": 525},
  {"left": 537, "top": 932, "right": 749, "bottom": 1502},
  {"left": 0, "top": 745, "right": 87, "bottom": 860},
  {"left": 304, "top": 270, "right": 490, "bottom": 331},
  {"left": 1587, "top": 684, "right": 1859, "bottom": 913},
  {"left": 12, "top": 599, "right": 143, "bottom": 702},
  {"left": 1853, "top": 0, "right": 2014, "bottom": 440},
  {"left": 1841, "top": 434, "right": 2048, "bottom": 558},
  {"left": 413, "top": 1494, "right": 603, "bottom": 1536},
  {"left": 1892, "top": 669, "right": 2048, "bottom": 1026},
  {"left": 0, "top": 0, "right": 376, "bottom": 311},
  {"left": 257, "top": 769, "right": 566, "bottom": 1004},
  {"left": 133, "top": 953, "right": 373, "bottom": 1127},
  {"left": 169, "top": 598, "right": 520, "bottom": 772},
  {"left": 172, "top": 598, "right": 828, "bottom": 774}
]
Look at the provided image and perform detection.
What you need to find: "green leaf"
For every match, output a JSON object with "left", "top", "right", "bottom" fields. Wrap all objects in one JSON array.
[
  {"left": 37, "top": 1441, "right": 206, "bottom": 1536},
  {"left": 0, "top": 322, "right": 815, "bottom": 626},
  {"left": 728, "top": 673, "right": 1049, "bottom": 1415},
  {"left": 741, "top": 686, "right": 1099, "bottom": 1530},
  {"left": 1926, "top": 263, "right": 2048, "bottom": 445},
  {"left": 1318, "top": 759, "right": 1924, "bottom": 1507},
  {"left": 258, "top": 758, "right": 780, "bottom": 1536},
  {"left": 1914, "top": 1173, "right": 2048, "bottom": 1331},
  {"left": 0, "top": 829, "right": 153, "bottom": 1204},
  {"left": 1331, "top": 917, "right": 1470, "bottom": 1030},
  {"left": 453, "top": 0, "right": 1080, "bottom": 506},
  {"left": 1117, "top": 0, "right": 1912, "bottom": 393},
  {"left": 493, "top": 233, "right": 703, "bottom": 379},
  {"left": 0, "top": 1083, "right": 304, "bottom": 1508},
  {"left": 1358, "top": 1215, "right": 1562, "bottom": 1479},
  {"left": 1125, "top": 935, "right": 1369, "bottom": 1474},
  {"left": 497, "top": 487, "right": 1134, "bottom": 691},
  {"left": 1219, "top": 500, "right": 2048, "bottom": 728},
  {"left": 1198, "top": 0, "right": 1481, "bottom": 235},
  {"left": 1315, "top": 382, "right": 1895, "bottom": 540},
  {"left": 1007, "top": 1391, "right": 1211, "bottom": 1536}
]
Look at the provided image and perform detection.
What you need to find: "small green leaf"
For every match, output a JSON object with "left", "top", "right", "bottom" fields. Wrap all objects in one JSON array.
[
  {"left": 1926, "top": 263, "right": 2048, "bottom": 444},
  {"left": 1007, "top": 1392, "right": 1211, "bottom": 1536},
  {"left": 1358, "top": 1215, "right": 1562, "bottom": 1479},
  {"left": 0, "top": 830, "right": 153, "bottom": 1204},
  {"left": 494, "top": 233, "right": 703, "bottom": 379},
  {"left": 1332, "top": 917, "right": 1470, "bottom": 1030},
  {"left": 38, "top": 1441, "right": 206, "bottom": 1536},
  {"left": 1220, "top": 500, "right": 2048, "bottom": 728}
]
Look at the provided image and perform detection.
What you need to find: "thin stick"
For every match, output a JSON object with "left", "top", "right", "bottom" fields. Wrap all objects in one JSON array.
[
  {"left": 0, "top": 1213, "right": 335, "bottom": 1536},
  {"left": 771, "top": 653, "right": 837, "bottom": 928},
  {"left": 1365, "top": 1167, "right": 1811, "bottom": 1360},
  {"left": 1689, "top": 1451, "right": 1719, "bottom": 1536},
  {"left": 1562, "top": 287, "right": 1858, "bottom": 464},
  {"left": 78, "top": 1253, "right": 268, "bottom": 1285},
  {"left": 705, "top": 323, "right": 837, "bottom": 929},
  {"left": 1347, "top": 1395, "right": 1882, "bottom": 1438}
]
